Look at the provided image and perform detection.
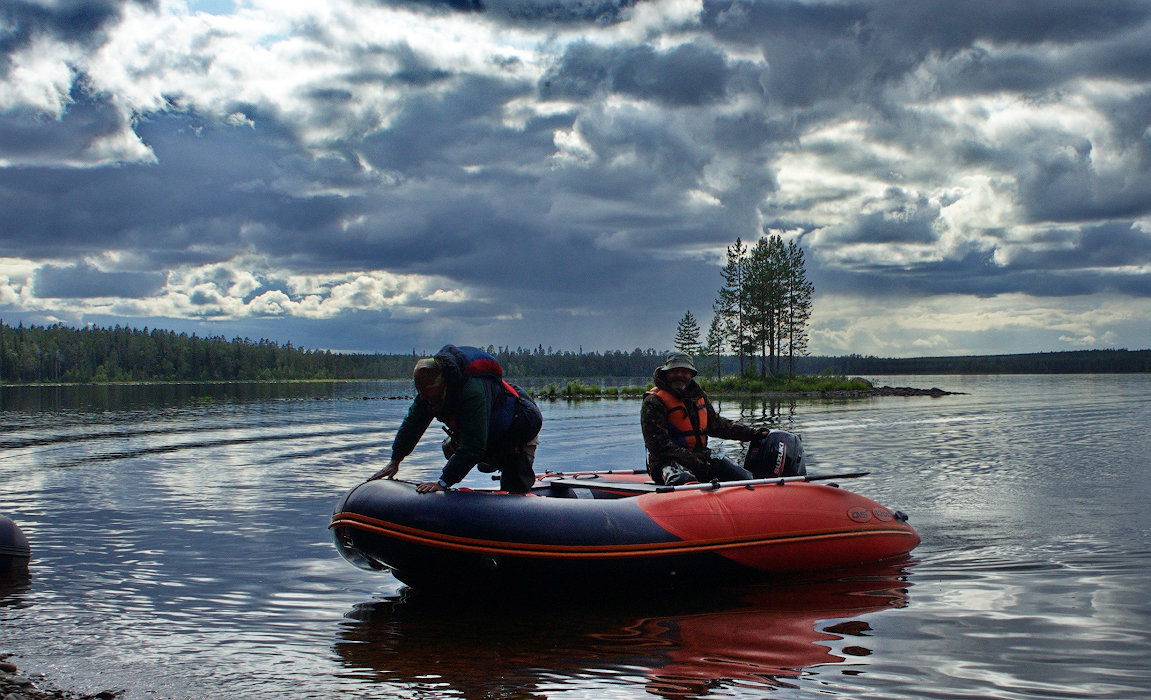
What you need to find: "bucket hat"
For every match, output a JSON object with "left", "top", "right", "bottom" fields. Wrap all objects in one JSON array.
[{"left": 659, "top": 353, "right": 697, "bottom": 375}]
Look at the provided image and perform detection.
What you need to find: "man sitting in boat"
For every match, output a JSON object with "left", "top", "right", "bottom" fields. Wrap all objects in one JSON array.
[
  {"left": 367, "top": 345, "right": 542, "bottom": 494},
  {"left": 642, "top": 353, "right": 766, "bottom": 486}
]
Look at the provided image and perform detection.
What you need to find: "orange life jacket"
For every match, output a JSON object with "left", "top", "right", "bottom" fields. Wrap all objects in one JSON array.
[{"left": 647, "top": 388, "right": 708, "bottom": 450}]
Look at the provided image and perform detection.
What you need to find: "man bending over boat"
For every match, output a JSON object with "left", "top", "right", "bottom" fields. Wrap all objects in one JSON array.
[
  {"left": 368, "top": 345, "right": 543, "bottom": 494},
  {"left": 642, "top": 353, "right": 767, "bottom": 487}
]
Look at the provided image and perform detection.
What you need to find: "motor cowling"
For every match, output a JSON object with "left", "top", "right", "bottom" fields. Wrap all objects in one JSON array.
[{"left": 745, "top": 430, "right": 805, "bottom": 478}]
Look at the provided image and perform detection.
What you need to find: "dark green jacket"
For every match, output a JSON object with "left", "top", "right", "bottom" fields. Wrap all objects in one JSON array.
[{"left": 391, "top": 374, "right": 507, "bottom": 487}]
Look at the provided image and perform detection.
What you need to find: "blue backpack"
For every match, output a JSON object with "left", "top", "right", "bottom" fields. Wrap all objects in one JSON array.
[{"left": 434, "top": 345, "right": 540, "bottom": 441}]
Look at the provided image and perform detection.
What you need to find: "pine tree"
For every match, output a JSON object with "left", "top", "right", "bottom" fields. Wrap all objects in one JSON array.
[
  {"left": 703, "top": 311, "right": 726, "bottom": 379},
  {"left": 783, "top": 239, "right": 814, "bottom": 373},
  {"left": 715, "top": 238, "right": 749, "bottom": 375},
  {"left": 713, "top": 234, "right": 814, "bottom": 377},
  {"left": 745, "top": 235, "right": 787, "bottom": 375},
  {"left": 674, "top": 310, "right": 702, "bottom": 358}
]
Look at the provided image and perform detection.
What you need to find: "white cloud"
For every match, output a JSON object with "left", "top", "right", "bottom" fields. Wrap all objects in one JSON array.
[
  {"left": 0, "top": 36, "right": 79, "bottom": 117},
  {"left": 551, "top": 126, "right": 596, "bottom": 165},
  {"left": 0, "top": 254, "right": 473, "bottom": 323},
  {"left": 811, "top": 293, "right": 1151, "bottom": 357}
]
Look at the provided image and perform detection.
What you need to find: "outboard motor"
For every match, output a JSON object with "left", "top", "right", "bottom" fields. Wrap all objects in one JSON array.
[{"left": 745, "top": 430, "right": 805, "bottom": 478}]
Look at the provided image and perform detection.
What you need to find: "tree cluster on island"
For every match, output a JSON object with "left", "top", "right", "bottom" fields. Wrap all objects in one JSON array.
[{"left": 676, "top": 234, "right": 814, "bottom": 380}]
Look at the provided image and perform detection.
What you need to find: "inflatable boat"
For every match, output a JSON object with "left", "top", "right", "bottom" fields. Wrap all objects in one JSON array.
[{"left": 330, "top": 470, "right": 919, "bottom": 591}]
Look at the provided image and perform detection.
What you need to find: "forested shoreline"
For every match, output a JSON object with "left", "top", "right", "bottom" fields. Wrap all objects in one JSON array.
[
  {"left": 1, "top": 321, "right": 1149, "bottom": 384},
  {"left": 792, "top": 350, "right": 1151, "bottom": 375}
]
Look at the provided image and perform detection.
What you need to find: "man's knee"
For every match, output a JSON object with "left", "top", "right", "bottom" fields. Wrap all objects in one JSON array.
[
  {"left": 661, "top": 464, "right": 697, "bottom": 486},
  {"left": 710, "top": 456, "right": 752, "bottom": 482}
]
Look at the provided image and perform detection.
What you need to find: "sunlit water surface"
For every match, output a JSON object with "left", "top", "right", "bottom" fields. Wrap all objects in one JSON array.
[{"left": 2, "top": 375, "right": 1149, "bottom": 699}]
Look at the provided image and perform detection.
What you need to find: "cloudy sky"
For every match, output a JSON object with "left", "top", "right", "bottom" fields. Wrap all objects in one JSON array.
[{"left": 2, "top": 0, "right": 1150, "bottom": 357}]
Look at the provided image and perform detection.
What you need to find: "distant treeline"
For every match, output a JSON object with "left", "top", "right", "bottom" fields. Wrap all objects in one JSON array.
[
  {"left": 0, "top": 321, "right": 407, "bottom": 382},
  {"left": 791, "top": 350, "right": 1151, "bottom": 375},
  {"left": 0, "top": 322, "right": 668, "bottom": 383},
  {"left": 1, "top": 321, "right": 1148, "bottom": 384}
]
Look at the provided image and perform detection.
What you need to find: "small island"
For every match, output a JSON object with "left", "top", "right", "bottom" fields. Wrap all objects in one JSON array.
[{"left": 529, "top": 375, "right": 961, "bottom": 400}]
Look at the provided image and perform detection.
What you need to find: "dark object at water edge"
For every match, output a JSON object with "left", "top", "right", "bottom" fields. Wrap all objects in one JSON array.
[{"left": 1, "top": 515, "right": 31, "bottom": 572}]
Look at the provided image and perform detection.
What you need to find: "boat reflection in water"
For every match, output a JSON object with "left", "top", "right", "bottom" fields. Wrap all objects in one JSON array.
[
  {"left": 334, "top": 560, "right": 914, "bottom": 697},
  {"left": 0, "top": 568, "right": 30, "bottom": 611}
]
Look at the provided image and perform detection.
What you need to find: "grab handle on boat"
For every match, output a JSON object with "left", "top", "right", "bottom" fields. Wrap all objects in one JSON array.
[{"left": 654, "top": 471, "right": 870, "bottom": 493}]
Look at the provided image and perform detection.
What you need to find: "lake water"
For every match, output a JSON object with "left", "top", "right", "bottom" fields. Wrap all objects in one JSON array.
[{"left": 2, "top": 375, "right": 1149, "bottom": 699}]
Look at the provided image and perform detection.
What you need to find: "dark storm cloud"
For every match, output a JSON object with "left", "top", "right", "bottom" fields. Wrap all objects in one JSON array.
[
  {"left": 0, "top": 82, "right": 124, "bottom": 161},
  {"left": 293, "top": 24, "right": 455, "bottom": 89},
  {"left": 1017, "top": 139, "right": 1151, "bottom": 223},
  {"left": 930, "top": 26, "right": 1151, "bottom": 99},
  {"left": 389, "top": 44, "right": 454, "bottom": 87},
  {"left": 553, "top": 113, "right": 716, "bottom": 200},
  {"left": 930, "top": 49, "right": 1064, "bottom": 96},
  {"left": 0, "top": 0, "right": 160, "bottom": 80},
  {"left": 819, "top": 189, "right": 942, "bottom": 245},
  {"left": 806, "top": 246, "right": 1081, "bottom": 300},
  {"left": 374, "top": 0, "right": 639, "bottom": 24},
  {"left": 0, "top": 113, "right": 306, "bottom": 260},
  {"left": 1081, "top": 24, "right": 1151, "bottom": 81},
  {"left": 807, "top": 248, "right": 997, "bottom": 297},
  {"left": 358, "top": 74, "right": 545, "bottom": 178},
  {"left": 703, "top": 0, "right": 1151, "bottom": 106},
  {"left": 541, "top": 41, "right": 730, "bottom": 106},
  {"left": 703, "top": 0, "right": 1151, "bottom": 54},
  {"left": 1006, "top": 222, "right": 1151, "bottom": 272},
  {"left": 811, "top": 221, "right": 1151, "bottom": 300},
  {"left": 33, "top": 261, "right": 165, "bottom": 298},
  {"left": 865, "top": 0, "right": 1151, "bottom": 52}
]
